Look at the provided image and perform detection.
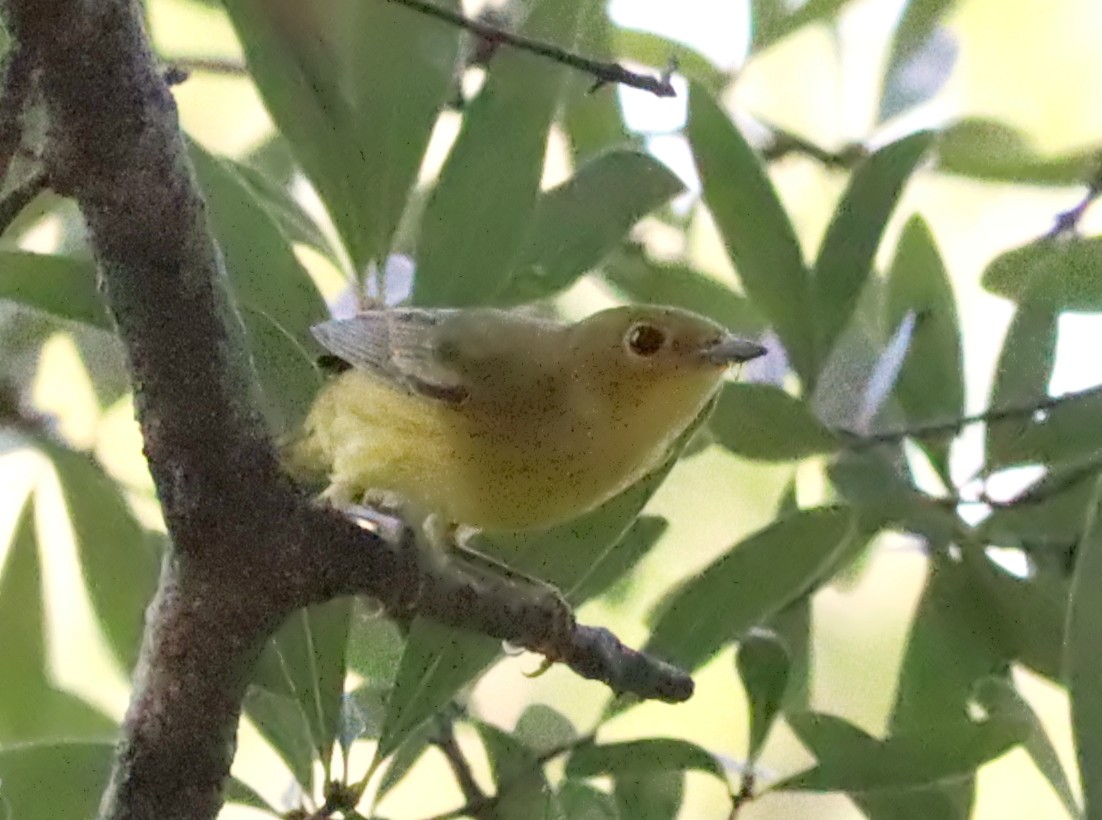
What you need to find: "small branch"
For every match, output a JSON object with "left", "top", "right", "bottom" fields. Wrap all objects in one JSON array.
[
  {"left": 840, "top": 383, "right": 1102, "bottom": 450},
  {"left": 728, "top": 771, "right": 756, "bottom": 819},
  {"left": 760, "top": 124, "right": 867, "bottom": 169},
  {"left": 431, "top": 719, "right": 487, "bottom": 809},
  {"left": 162, "top": 56, "right": 248, "bottom": 79},
  {"left": 386, "top": 0, "right": 676, "bottom": 98},
  {"left": 1048, "top": 164, "right": 1102, "bottom": 237}
]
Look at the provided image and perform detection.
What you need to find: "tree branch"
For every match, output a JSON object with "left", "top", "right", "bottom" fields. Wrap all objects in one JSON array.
[
  {"left": 1, "top": 3, "right": 692, "bottom": 819},
  {"left": 386, "top": 0, "right": 677, "bottom": 97}
]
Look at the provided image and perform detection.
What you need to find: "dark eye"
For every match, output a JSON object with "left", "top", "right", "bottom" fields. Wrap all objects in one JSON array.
[{"left": 626, "top": 323, "right": 666, "bottom": 357}]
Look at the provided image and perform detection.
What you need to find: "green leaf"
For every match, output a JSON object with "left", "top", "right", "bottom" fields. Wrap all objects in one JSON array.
[
  {"left": 566, "top": 738, "right": 726, "bottom": 782},
  {"left": 222, "top": 0, "right": 459, "bottom": 272},
  {"left": 44, "top": 442, "right": 159, "bottom": 673},
  {"left": 878, "top": 0, "right": 959, "bottom": 123},
  {"left": 564, "top": 515, "right": 667, "bottom": 604},
  {"left": 961, "top": 548, "right": 1068, "bottom": 682},
  {"left": 779, "top": 709, "right": 1029, "bottom": 793},
  {"left": 736, "top": 629, "right": 791, "bottom": 764},
  {"left": 985, "top": 306, "right": 1059, "bottom": 467},
  {"left": 613, "top": 29, "right": 728, "bottom": 93},
  {"left": 412, "top": 0, "right": 585, "bottom": 305},
  {"left": 345, "top": 600, "right": 405, "bottom": 689},
  {"left": 973, "top": 677, "right": 1080, "bottom": 819},
  {"left": 242, "top": 686, "right": 318, "bottom": 790},
  {"left": 514, "top": 704, "right": 576, "bottom": 758},
  {"left": 645, "top": 507, "right": 854, "bottom": 670},
  {"left": 0, "top": 495, "right": 116, "bottom": 745},
  {"left": 0, "top": 742, "right": 113, "bottom": 820},
  {"left": 268, "top": 599, "right": 351, "bottom": 774},
  {"left": 983, "top": 235, "right": 1102, "bottom": 311},
  {"left": 812, "top": 131, "right": 934, "bottom": 366},
  {"left": 1067, "top": 476, "right": 1102, "bottom": 820},
  {"left": 497, "top": 151, "right": 685, "bottom": 304},
  {"left": 709, "top": 383, "right": 839, "bottom": 461},
  {"left": 190, "top": 143, "right": 325, "bottom": 434},
  {"left": 376, "top": 719, "right": 434, "bottom": 798},
  {"left": 602, "top": 253, "right": 766, "bottom": 336},
  {"left": 613, "top": 769, "right": 683, "bottom": 820},
  {"left": 477, "top": 722, "right": 565, "bottom": 820},
  {"left": 886, "top": 216, "right": 964, "bottom": 473},
  {"left": 557, "top": 781, "right": 620, "bottom": 820},
  {"left": 766, "top": 599, "right": 812, "bottom": 710},
  {"left": 0, "top": 252, "right": 107, "bottom": 328},
  {"left": 751, "top": 0, "right": 857, "bottom": 53},
  {"left": 562, "top": 6, "right": 632, "bottom": 162},
  {"left": 937, "top": 118, "right": 1102, "bottom": 186},
  {"left": 687, "top": 83, "right": 814, "bottom": 383},
  {"left": 978, "top": 460, "right": 1098, "bottom": 550}
]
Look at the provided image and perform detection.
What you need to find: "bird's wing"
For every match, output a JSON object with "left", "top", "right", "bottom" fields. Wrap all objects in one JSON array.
[{"left": 310, "top": 309, "right": 470, "bottom": 405}]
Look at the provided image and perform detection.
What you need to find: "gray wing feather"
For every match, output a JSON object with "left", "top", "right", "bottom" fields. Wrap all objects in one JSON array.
[{"left": 311, "top": 309, "right": 469, "bottom": 404}]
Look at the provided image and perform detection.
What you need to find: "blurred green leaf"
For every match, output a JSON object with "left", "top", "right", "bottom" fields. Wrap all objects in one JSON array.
[
  {"left": 937, "top": 118, "right": 1102, "bottom": 186},
  {"left": 779, "top": 709, "right": 1029, "bottom": 792},
  {"left": 566, "top": 738, "right": 726, "bottom": 782},
  {"left": 1067, "top": 476, "right": 1102, "bottom": 820},
  {"left": 0, "top": 494, "right": 115, "bottom": 745},
  {"left": 412, "top": 0, "right": 584, "bottom": 305},
  {"left": 222, "top": 0, "right": 459, "bottom": 272},
  {"left": 345, "top": 600, "right": 405, "bottom": 688},
  {"left": 973, "top": 677, "right": 1080, "bottom": 819},
  {"left": 710, "top": 383, "right": 839, "bottom": 461},
  {"left": 688, "top": 83, "right": 814, "bottom": 383},
  {"left": 514, "top": 704, "right": 576, "bottom": 757},
  {"left": 751, "top": 0, "right": 857, "bottom": 53},
  {"left": 497, "top": 151, "right": 684, "bottom": 304},
  {"left": 812, "top": 131, "right": 933, "bottom": 366},
  {"left": 978, "top": 460, "right": 1098, "bottom": 550},
  {"left": 602, "top": 253, "right": 765, "bottom": 335},
  {"left": 983, "top": 235, "right": 1102, "bottom": 311},
  {"left": 645, "top": 507, "right": 854, "bottom": 670},
  {"left": 878, "top": 0, "right": 959, "bottom": 123},
  {"left": 563, "top": 8, "right": 632, "bottom": 161},
  {"left": 613, "top": 769, "right": 683, "bottom": 820},
  {"left": 268, "top": 599, "right": 351, "bottom": 775},
  {"left": 376, "top": 718, "right": 434, "bottom": 799},
  {"left": 886, "top": 216, "right": 963, "bottom": 475},
  {"left": 340, "top": 684, "right": 387, "bottom": 750},
  {"left": 962, "top": 548, "right": 1068, "bottom": 682},
  {"left": 766, "top": 599, "right": 812, "bottom": 710},
  {"left": 190, "top": 144, "right": 325, "bottom": 434},
  {"left": 44, "top": 442, "right": 159, "bottom": 674},
  {"left": 986, "top": 306, "right": 1059, "bottom": 467},
  {"left": 476, "top": 721, "right": 563, "bottom": 820},
  {"left": 0, "top": 742, "right": 113, "bottom": 820},
  {"left": 613, "top": 28, "right": 728, "bottom": 93},
  {"left": 564, "top": 515, "right": 667, "bottom": 604},
  {"left": 0, "top": 251, "right": 107, "bottom": 328},
  {"left": 242, "top": 686, "right": 317, "bottom": 790},
  {"left": 557, "top": 780, "right": 620, "bottom": 819},
  {"left": 736, "top": 629, "right": 791, "bottom": 764}
]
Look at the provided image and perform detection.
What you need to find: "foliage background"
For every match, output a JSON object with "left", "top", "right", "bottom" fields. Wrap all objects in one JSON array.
[{"left": 2, "top": 0, "right": 1102, "bottom": 818}]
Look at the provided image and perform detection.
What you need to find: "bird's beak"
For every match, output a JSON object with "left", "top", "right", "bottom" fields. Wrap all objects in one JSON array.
[{"left": 704, "top": 335, "right": 767, "bottom": 365}]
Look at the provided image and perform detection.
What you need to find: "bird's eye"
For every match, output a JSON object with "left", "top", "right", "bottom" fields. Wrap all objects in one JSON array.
[{"left": 625, "top": 323, "right": 667, "bottom": 357}]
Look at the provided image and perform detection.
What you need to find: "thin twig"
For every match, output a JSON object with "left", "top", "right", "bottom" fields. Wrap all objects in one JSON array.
[
  {"left": 760, "top": 125, "right": 867, "bottom": 169},
  {"left": 163, "top": 56, "right": 248, "bottom": 79},
  {"left": 841, "top": 383, "right": 1102, "bottom": 450},
  {"left": 431, "top": 719, "right": 487, "bottom": 810},
  {"left": 1048, "top": 163, "right": 1102, "bottom": 237},
  {"left": 728, "top": 771, "right": 756, "bottom": 819},
  {"left": 386, "top": 0, "right": 676, "bottom": 98}
]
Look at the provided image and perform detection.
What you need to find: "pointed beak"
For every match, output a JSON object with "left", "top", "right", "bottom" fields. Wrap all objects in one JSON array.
[{"left": 703, "top": 335, "right": 767, "bottom": 365}]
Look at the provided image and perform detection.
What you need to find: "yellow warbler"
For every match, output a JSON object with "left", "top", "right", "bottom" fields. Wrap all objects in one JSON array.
[{"left": 290, "top": 305, "right": 765, "bottom": 534}]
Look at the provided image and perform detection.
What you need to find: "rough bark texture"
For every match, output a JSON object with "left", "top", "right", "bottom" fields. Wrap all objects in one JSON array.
[{"left": 0, "top": 2, "right": 692, "bottom": 818}]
